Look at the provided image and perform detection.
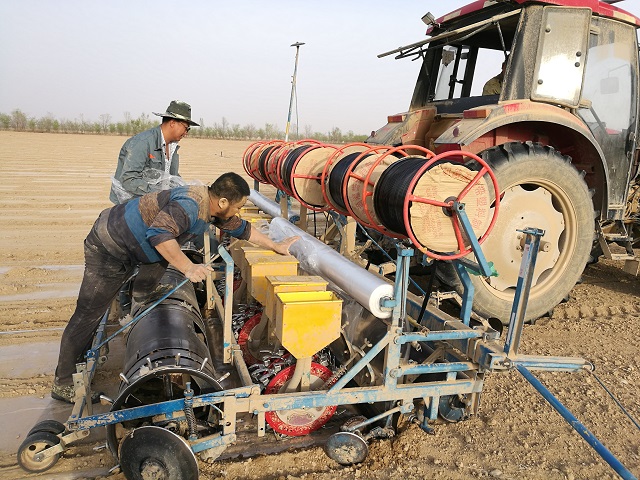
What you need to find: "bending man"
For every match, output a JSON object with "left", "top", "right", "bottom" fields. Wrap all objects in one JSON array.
[{"left": 52, "top": 172, "right": 298, "bottom": 403}]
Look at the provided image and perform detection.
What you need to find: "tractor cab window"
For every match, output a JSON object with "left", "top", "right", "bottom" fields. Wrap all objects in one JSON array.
[
  {"left": 432, "top": 46, "right": 507, "bottom": 101},
  {"left": 407, "top": 7, "right": 521, "bottom": 110}
]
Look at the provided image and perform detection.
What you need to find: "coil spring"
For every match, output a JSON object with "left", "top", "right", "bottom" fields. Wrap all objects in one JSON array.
[{"left": 184, "top": 400, "right": 197, "bottom": 439}]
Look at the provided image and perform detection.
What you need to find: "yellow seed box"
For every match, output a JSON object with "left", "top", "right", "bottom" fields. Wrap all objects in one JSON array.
[
  {"left": 245, "top": 255, "right": 299, "bottom": 304},
  {"left": 275, "top": 291, "right": 342, "bottom": 359}
]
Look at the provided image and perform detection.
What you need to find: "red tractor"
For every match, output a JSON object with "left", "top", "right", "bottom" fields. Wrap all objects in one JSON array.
[{"left": 369, "top": 0, "right": 640, "bottom": 322}]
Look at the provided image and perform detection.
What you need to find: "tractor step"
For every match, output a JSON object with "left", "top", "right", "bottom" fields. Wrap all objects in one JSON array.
[
  {"left": 602, "top": 233, "right": 630, "bottom": 241},
  {"left": 596, "top": 221, "right": 638, "bottom": 274}
]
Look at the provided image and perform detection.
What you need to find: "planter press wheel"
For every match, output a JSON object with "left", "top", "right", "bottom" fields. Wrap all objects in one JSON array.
[
  {"left": 17, "top": 431, "right": 61, "bottom": 473},
  {"left": 324, "top": 431, "right": 369, "bottom": 465},
  {"left": 288, "top": 143, "right": 338, "bottom": 212},
  {"left": 27, "top": 419, "right": 66, "bottom": 437},
  {"left": 402, "top": 150, "right": 500, "bottom": 260},
  {"left": 105, "top": 367, "right": 221, "bottom": 459},
  {"left": 119, "top": 425, "right": 198, "bottom": 480},
  {"left": 264, "top": 362, "right": 337, "bottom": 436},
  {"left": 237, "top": 312, "right": 263, "bottom": 366},
  {"left": 320, "top": 142, "right": 371, "bottom": 214}
]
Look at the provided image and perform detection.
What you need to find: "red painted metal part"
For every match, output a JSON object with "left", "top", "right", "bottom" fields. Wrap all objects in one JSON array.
[
  {"left": 429, "top": 0, "right": 640, "bottom": 30},
  {"left": 402, "top": 150, "right": 500, "bottom": 260},
  {"left": 248, "top": 140, "right": 284, "bottom": 184},
  {"left": 274, "top": 139, "right": 323, "bottom": 196},
  {"left": 260, "top": 141, "right": 286, "bottom": 186},
  {"left": 360, "top": 145, "right": 435, "bottom": 238},
  {"left": 320, "top": 142, "right": 371, "bottom": 215},
  {"left": 237, "top": 313, "right": 263, "bottom": 366},
  {"left": 242, "top": 141, "right": 263, "bottom": 180},
  {"left": 264, "top": 143, "right": 291, "bottom": 189},
  {"left": 272, "top": 143, "right": 298, "bottom": 192},
  {"left": 289, "top": 143, "right": 337, "bottom": 212},
  {"left": 264, "top": 362, "right": 337, "bottom": 436},
  {"left": 342, "top": 145, "right": 394, "bottom": 228}
]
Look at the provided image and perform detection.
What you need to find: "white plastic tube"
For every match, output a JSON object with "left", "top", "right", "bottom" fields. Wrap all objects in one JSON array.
[
  {"left": 248, "top": 189, "right": 297, "bottom": 221},
  {"left": 268, "top": 216, "right": 393, "bottom": 318}
]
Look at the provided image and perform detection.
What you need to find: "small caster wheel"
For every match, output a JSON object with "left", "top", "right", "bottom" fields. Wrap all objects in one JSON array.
[
  {"left": 28, "top": 419, "right": 66, "bottom": 437},
  {"left": 17, "top": 431, "right": 61, "bottom": 473}
]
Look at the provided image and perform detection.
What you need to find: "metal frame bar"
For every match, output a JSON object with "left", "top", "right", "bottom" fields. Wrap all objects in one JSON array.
[{"left": 52, "top": 226, "right": 633, "bottom": 479}]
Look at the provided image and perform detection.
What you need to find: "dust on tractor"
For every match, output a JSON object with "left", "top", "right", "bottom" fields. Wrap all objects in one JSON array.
[{"left": 370, "top": 0, "right": 640, "bottom": 323}]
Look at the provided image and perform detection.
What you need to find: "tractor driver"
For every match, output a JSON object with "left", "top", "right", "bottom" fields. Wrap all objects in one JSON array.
[
  {"left": 51, "top": 172, "right": 299, "bottom": 403},
  {"left": 482, "top": 57, "right": 508, "bottom": 96}
]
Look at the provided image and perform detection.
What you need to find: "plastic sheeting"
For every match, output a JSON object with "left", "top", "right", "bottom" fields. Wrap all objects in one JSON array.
[
  {"left": 111, "top": 170, "right": 203, "bottom": 203},
  {"left": 268, "top": 216, "right": 393, "bottom": 319}
]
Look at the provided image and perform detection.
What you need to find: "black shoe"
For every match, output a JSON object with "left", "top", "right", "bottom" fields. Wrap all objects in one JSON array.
[{"left": 51, "top": 384, "right": 102, "bottom": 404}]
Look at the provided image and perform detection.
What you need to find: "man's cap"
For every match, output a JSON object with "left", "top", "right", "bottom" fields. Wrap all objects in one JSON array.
[{"left": 153, "top": 100, "right": 199, "bottom": 126}]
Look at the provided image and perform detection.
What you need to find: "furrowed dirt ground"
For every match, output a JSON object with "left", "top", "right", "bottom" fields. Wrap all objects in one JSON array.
[{"left": 0, "top": 131, "right": 638, "bottom": 480}]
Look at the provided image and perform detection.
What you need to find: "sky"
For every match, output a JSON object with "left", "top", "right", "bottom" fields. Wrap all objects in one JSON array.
[
  {"left": 0, "top": 0, "right": 471, "bottom": 134},
  {"left": 1, "top": 0, "right": 639, "bottom": 135}
]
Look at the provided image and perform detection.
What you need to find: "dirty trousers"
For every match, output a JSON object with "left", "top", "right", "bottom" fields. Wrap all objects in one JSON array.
[{"left": 54, "top": 223, "right": 167, "bottom": 386}]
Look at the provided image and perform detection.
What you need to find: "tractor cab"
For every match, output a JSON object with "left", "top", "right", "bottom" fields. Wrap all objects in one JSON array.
[{"left": 368, "top": 0, "right": 640, "bottom": 324}]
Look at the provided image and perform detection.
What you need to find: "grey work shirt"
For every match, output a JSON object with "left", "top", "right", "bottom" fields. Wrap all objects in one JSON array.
[{"left": 109, "top": 125, "right": 180, "bottom": 204}]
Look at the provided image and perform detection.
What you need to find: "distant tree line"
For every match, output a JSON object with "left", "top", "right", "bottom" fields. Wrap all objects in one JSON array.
[{"left": 0, "top": 109, "right": 369, "bottom": 144}]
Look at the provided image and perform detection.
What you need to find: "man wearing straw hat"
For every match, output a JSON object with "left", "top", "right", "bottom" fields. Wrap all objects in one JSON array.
[{"left": 109, "top": 100, "right": 199, "bottom": 204}]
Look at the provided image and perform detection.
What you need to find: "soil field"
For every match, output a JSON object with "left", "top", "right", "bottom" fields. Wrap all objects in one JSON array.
[{"left": 0, "top": 131, "right": 638, "bottom": 480}]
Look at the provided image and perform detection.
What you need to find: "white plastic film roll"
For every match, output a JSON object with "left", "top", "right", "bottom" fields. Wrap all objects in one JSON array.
[{"left": 268, "top": 216, "right": 393, "bottom": 318}]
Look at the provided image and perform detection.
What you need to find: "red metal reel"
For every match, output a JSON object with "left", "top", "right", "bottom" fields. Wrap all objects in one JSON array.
[
  {"left": 288, "top": 143, "right": 337, "bottom": 212},
  {"left": 249, "top": 141, "right": 283, "bottom": 184},
  {"left": 402, "top": 149, "right": 500, "bottom": 260},
  {"left": 258, "top": 140, "right": 285, "bottom": 184},
  {"left": 342, "top": 145, "right": 406, "bottom": 231},
  {"left": 275, "top": 140, "right": 322, "bottom": 196},
  {"left": 270, "top": 143, "right": 297, "bottom": 192},
  {"left": 359, "top": 145, "right": 434, "bottom": 238},
  {"left": 242, "top": 141, "right": 264, "bottom": 179},
  {"left": 320, "top": 142, "right": 371, "bottom": 214},
  {"left": 264, "top": 143, "right": 292, "bottom": 189},
  {"left": 264, "top": 362, "right": 337, "bottom": 436},
  {"left": 237, "top": 312, "right": 263, "bottom": 366}
]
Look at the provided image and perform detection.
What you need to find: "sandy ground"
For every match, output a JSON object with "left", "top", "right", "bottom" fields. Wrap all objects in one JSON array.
[{"left": 0, "top": 131, "right": 638, "bottom": 480}]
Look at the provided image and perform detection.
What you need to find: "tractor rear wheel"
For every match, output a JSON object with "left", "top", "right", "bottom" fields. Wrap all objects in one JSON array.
[{"left": 443, "top": 142, "right": 594, "bottom": 323}]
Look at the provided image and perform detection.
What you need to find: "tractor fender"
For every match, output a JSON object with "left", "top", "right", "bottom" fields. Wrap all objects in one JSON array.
[{"left": 434, "top": 99, "right": 609, "bottom": 213}]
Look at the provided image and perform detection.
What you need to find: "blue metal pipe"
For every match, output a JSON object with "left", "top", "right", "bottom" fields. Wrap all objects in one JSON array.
[
  {"left": 516, "top": 365, "right": 636, "bottom": 480},
  {"left": 399, "top": 361, "right": 475, "bottom": 376},
  {"left": 397, "top": 331, "right": 482, "bottom": 343}
]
